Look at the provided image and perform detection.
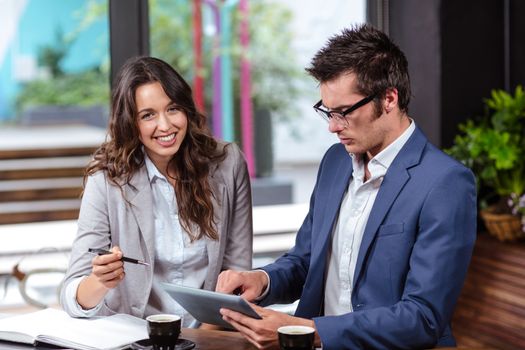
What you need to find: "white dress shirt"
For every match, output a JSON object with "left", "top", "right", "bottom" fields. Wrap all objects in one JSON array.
[
  {"left": 64, "top": 155, "right": 208, "bottom": 327},
  {"left": 324, "top": 120, "right": 415, "bottom": 316}
]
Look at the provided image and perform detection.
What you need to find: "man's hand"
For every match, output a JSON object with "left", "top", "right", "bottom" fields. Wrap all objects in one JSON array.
[
  {"left": 220, "top": 303, "right": 318, "bottom": 350},
  {"left": 216, "top": 270, "right": 268, "bottom": 302}
]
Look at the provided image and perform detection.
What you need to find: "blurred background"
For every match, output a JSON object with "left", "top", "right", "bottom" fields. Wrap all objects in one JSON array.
[
  {"left": 0, "top": 0, "right": 362, "bottom": 311},
  {"left": 1, "top": 1, "right": 525, "bottom": 348}
]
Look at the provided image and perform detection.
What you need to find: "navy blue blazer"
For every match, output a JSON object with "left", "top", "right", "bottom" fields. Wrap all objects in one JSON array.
[{"left": 261, "top": 126, "right": 477, "bottom": 349}]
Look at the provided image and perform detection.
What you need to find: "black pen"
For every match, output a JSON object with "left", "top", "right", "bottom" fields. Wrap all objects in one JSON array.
[{"left": 88, "top": 248, "right": 150, "bottom": 266}]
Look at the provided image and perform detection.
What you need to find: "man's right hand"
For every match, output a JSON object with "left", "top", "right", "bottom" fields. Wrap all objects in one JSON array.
[{"left": 216, "top": 270, "right": 269, "bottom": 302}]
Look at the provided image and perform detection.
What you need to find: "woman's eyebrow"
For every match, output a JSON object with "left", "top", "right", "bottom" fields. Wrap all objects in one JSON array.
[{"left": 137, "top": 107, "right": 154, "bottom": 114}]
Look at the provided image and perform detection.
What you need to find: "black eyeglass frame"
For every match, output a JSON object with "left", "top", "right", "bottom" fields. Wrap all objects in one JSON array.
[{"left": 313, "top": 93, "right": 377, "bottom": 124}]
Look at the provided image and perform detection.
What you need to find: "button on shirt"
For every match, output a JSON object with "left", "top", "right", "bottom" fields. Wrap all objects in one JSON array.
[
  {"left": 324, "top": 120, "right": 415, "bottom": 316},
  {"left": 144, "top": 156, "right": 209, "bottom": 326}
]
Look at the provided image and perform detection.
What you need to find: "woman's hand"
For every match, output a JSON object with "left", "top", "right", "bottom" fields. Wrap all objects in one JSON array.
[
  {"left": 77, "top": 246, "right": 125, "bottom": 309},
  {"left": 90, "top": 246, "right": 126, "bottom": 289}
]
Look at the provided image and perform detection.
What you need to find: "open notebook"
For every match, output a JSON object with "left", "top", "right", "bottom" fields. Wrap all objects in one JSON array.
[{"left": 0, "top": 308, "right": 148, "bottom": 350}]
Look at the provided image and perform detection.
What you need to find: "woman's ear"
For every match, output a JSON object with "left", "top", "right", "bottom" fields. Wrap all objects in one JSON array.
[{"left": 383, "top": 88, "right": 398, "bottom": 114}]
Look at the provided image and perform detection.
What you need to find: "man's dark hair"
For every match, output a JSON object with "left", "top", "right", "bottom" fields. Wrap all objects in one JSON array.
[{"left": 306, "top": 24, "right": 411, "bottom": 113}]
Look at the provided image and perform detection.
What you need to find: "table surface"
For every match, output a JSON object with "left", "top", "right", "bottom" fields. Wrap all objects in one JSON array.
[
  {"left": 0, "top": 327, "right": 495, "bottom": 350},
  {"left": 182, "top": 328, "right": 254, "bottom": 349},
  {"left": 0, "top": 328, "right": 255, "bottom": 350}
]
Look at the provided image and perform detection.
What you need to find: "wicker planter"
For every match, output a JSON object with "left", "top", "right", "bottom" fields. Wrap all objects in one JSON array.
[{"left": 480, "top": 206, "right": 524, "bottom": 242}]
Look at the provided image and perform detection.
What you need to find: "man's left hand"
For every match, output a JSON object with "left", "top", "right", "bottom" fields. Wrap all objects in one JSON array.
[{"left": 220, "top": 303, "right": 316, "bottom": 349}]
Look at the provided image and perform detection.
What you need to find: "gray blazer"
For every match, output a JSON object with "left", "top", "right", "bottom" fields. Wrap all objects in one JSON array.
[{"left": 61, "top": 142, "right": 253, "bottom": 318}]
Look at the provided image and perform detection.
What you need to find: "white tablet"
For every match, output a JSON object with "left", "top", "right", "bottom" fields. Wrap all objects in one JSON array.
[{"left": 161, "top": 283, "right": 262, "bottom": 329}]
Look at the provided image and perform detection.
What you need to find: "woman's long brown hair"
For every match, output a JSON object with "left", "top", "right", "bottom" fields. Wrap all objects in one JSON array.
[{"left": 86, "top": 56, "right": 226, "bottom": 241}]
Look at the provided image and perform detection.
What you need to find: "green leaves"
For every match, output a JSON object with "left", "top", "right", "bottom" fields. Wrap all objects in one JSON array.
[
  {"left": 15, "top": 69, "right": 109, "bottom": 112},
  {"left": 446, "top": 85, "right": 525, "bottom": 200},
  {"left": 486, "top": 85, "right": 525, "bottom": 133}
]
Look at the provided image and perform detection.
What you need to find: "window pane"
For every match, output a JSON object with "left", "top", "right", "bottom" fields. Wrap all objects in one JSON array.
[
  {"left": 148, "top": 0, "right": 365, "bottom": 197},
  {"left": 0, "top": 0, "right": 110, "bottom": 127}
]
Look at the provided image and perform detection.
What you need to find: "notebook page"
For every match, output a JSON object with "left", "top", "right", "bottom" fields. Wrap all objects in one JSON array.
[
  {"left": 0, "top": 309, "right": 148, "bottom": 350},
  {"left": 36, "top": 313, "right": 148, "bottom": 350},
  {"left": 0, "top": 308, "right": 68, "bottom": 344}
]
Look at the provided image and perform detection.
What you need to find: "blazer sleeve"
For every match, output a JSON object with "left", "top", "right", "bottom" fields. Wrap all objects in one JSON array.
[
  {"left": 260, "top": 201, "right": 314, "bottom": 305},
  {"left": 258, "top": 149, "right": 333, "bottom": 305},
  {"left": 60, "top": 172, "right": 112, "bottom": 315},
  {"left": 314, "top": 164, "right": 477, "bottom": 349},
  {"left": 220, "top": 143, "right": 253, "bottom": 271}
]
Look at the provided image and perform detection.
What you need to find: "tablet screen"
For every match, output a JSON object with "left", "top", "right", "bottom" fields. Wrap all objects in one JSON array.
[{"left": 161, "top": 283, "right": 262, "bottom": 329}]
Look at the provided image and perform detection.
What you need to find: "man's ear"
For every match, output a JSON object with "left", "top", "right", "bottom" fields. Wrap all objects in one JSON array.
[{"left": 383, "top": 88, "right": 398, "bottom": 113}]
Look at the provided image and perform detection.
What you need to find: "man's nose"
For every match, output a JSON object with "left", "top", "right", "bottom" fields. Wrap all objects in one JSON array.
[{"left": 328, "top": 118, "right": 345, "bottom": 133}]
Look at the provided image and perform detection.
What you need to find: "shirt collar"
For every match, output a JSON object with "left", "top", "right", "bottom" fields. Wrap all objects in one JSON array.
[
  {"left": 373, "top": 118, "right": 416, "bottom": 169},
  {"left": 349, "top": 118, "right": 416, "bottom": 179},
  {"left": 144, "top": 152, "right": 167, "bottom": 183}
]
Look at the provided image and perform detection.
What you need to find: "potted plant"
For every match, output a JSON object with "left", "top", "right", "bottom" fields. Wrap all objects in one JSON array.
[
  {"left": 15, "top": 27, "right": 110, "bottom": 127},
  {"left": 447, "top": 85, "right": 525, "bottom": 241}
]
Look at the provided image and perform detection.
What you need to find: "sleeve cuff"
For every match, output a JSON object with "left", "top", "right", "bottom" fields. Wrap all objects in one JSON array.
[
  {"left": 253, "top": 269, "right": 270, "bottom": 301},
  {"left": 64, "top": 276, "right": 103, "bottom": 317}
]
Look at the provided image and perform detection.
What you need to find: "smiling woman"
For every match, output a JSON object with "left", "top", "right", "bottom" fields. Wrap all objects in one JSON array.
[
  {"left": 136, "top": 82, "right": 188, "bottom": 174},
  {"left": 60, "top": 56, "right": 254, "bottom": 327}
]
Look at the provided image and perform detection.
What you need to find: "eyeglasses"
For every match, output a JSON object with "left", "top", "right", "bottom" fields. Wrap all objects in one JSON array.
[{"left": 313, "top": 94, "right": 377, "bottom": 125}]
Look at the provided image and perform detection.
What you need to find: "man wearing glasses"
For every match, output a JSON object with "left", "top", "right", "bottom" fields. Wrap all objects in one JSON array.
[{"left": 217, "top": 24, "right": 476, "bottom": 349}]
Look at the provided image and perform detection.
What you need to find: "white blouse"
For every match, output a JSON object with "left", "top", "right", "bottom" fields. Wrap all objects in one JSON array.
[{"left": 64, "top": 155, "right": 209, "bottom": 327}]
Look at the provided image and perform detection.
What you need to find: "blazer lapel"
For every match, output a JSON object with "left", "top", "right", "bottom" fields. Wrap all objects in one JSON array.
[
  {"left": 353, "top": 127, "right": 427, "bottom": 286},
  {"left": 313, "top": 155, "right": 353, "bottom": 256},
  {"left": 297, "top": 150, "right": 353, "bottom": 317},
  {"left": 125, "top": 166, "right": 156, "bottom": 265},
  {"left": 204, "top": 172, "right": 226, "bottom": 289}
]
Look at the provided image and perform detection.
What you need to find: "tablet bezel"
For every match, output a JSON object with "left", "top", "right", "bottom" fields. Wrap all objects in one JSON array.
[{"left": 161, "top": 282, "right": 262, "bottom": 329}]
